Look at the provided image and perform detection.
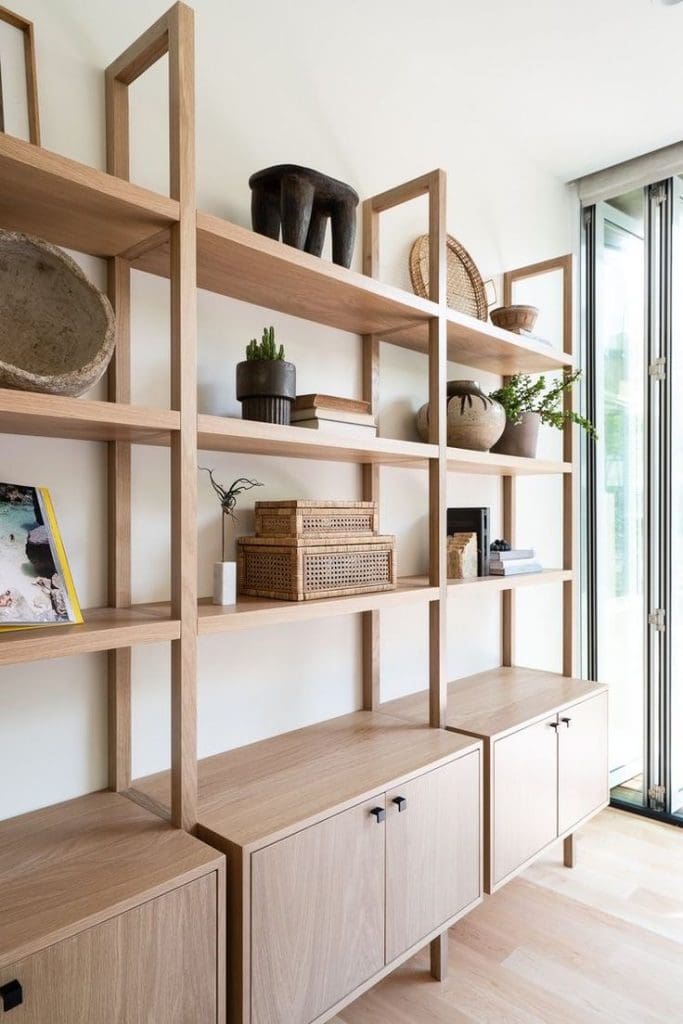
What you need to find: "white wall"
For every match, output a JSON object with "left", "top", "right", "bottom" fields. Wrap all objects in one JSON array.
[{"left": 0, "top": 0, "right": 575, "bottom": 819}]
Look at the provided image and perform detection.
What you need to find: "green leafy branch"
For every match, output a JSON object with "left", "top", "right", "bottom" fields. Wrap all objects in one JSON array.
[{"left": 489, "top": 370, "right": 596, "bottom": 438}]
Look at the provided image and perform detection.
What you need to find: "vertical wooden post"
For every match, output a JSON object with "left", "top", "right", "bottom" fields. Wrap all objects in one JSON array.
[
  {"left": 0, "top": 7, "right": 41, "bottom": 144},
  {"left": 168, "top": 2, "right": 198, "bottom": 831},
  {"left": 427, "top": 171, "right": 447, "bottom": 730},
  {"left": 361, "top": 201, "right": 380, "bottom": 710},
  {"left": 502, "top": 255, "right": 574, "bottom": 676},
  {"left": 105, "top": 67, "right": 132, "bottom": 793},
  {"left": 105, "top": 2, "right": 198, "bottom": 830}
]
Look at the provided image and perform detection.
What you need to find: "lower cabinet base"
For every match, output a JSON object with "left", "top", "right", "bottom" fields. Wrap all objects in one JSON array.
[{"left": 309, "top": 901, "right": 482, "bottom": 1024}]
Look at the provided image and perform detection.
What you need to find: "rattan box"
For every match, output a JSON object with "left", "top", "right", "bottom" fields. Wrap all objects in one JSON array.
[
  {"left": 254, "top": 500, "right": 378, "bottom": 540},
  {"left": 237, "top": 533, "right": 396, "bottom": 601}
]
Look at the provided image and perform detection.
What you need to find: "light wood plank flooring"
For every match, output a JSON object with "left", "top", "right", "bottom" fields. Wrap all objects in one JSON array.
[{"left": 335, "top": 808, "right": 683, "bottom": 1023}]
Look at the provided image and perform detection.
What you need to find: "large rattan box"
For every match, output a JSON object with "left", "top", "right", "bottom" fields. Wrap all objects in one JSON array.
[
  {"left": 237, "top": 533, "right": 396, "bottom": 601},
  {"left": 254, "top": 500, "right": 378, "bottom": 540}
]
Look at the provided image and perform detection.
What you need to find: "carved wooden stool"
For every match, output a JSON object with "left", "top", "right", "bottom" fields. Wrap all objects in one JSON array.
[{"left": 249, "top": 165, "right": 359, "bottom": 269}]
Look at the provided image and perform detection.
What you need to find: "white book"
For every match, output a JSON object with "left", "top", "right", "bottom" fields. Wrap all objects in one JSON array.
[
  {"left": 292, "top": 419, "right": 378, "bottom": 439},
  {"left": 291, "top": 408, "right": 376, "bottom": 426},
  {"left": 489, "top": 561, "right": 543, "bottom": 576},
  {"left": 489, "top": 548, "right": 535, "bottom": 561},
  {"left": 489, "top": 555, "right": 539, "bottom": 569}
]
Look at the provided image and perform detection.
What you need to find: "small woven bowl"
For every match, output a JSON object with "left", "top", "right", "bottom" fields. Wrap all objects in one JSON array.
[{"left": 490, "top": 304, "right": 538, "bottom": 334}]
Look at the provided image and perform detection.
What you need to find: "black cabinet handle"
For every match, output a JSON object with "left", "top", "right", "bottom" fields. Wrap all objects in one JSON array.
[
  {"left": 549, "top": 721, "right": 560, "bottom": 731},
  {"left": 0, "top": 980, "right": 23, "bottom": 1011},
  {"left": 370, "top": 806, "right": 385, "bottom": 823},
  {"left": 392, "top": 796, "right": 407, "bottom": 813},
  {"left": 561, "top": 717, "right": 572, "bottom": 728}
]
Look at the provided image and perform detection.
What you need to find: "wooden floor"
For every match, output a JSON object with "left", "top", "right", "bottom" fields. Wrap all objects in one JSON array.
[{"left": 335, "top": 808, "right": 683, "bottom": 1023}]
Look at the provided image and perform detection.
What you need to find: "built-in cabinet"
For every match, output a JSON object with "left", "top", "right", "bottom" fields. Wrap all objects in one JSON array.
[
  {"left": 383, "top": 668, "right": 609, "bottom": 895},
  {"left": 138, "top": 711, "right": 482, "bottom": 1024},
  {"left": 0, "top": 792, "right": 226, "bottom": 1023}
]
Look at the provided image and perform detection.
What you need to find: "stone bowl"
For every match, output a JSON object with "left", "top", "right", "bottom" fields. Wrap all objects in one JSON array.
[
  {"left": 0, "top": 230, "right": 116, "bottom": 397},
  {"left": 490, "top": 304, "right": 538, "bottom": 335}
]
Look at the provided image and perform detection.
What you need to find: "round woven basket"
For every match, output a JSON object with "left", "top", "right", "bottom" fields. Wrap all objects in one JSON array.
[{"left": 409, "top": 234, "right": 488, "bottom": 320}]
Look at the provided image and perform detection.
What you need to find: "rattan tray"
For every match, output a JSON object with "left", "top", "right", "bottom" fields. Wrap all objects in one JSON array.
[
  {"left": 254, "top": 500, "right": 378, "bottom": 539},
  {"left": 237, "top": 533, "right": 396, "bottom": 601},
  {"left": 409, "top": 233, "right": 488, "bottom": 320}
]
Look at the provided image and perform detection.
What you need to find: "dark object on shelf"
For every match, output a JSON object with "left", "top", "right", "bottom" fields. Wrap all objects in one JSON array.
[
  {"left": 447, "top": 507, "right": 490, "bottom": 576},
  {"left": 0, "top": 230, "right": 116, "bottom": 397},
  {"left": 236, "top": 326, "right": 296, "bottom": 425},
  {"left": 249, "top": 164, "right": 359, "bottom": 269},
  {"left": 490, "top": 304, "right": 538, "bottom": 334},
  {"left": 490, "top": 539, "right": 512, "bottom": 552},
  {"left": 0, "top": 978, "right": 22, "bottom": 1010},
  {"left": 491, "top": 411, "right": 540, "bottom": 458}
]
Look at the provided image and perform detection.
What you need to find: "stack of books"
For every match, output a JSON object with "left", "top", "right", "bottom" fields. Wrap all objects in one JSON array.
[
  {"left": 291, "top": 394, "right": 377, "bottom": 438},
  {"left": 489, "top": 548, "right": 542, "bottom": 576}
]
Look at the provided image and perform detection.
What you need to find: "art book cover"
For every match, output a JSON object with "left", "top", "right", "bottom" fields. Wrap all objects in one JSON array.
[{"left": 0, "top": 483, "right": 82, "bottom": 629}]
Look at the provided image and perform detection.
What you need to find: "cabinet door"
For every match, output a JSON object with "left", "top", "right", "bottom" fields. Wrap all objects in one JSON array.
[
  {"left": 251, "top": 799, "right": 385, "bottom": 1024},
  {"left": 0, "top": 874, "right": 218, "bottom": 1023},
  {"left": 558, "top": 692, "right": 609, "bottom": 834},
  {"left": 493, "top": 718, "right": 558, "bottom": 887},
  {"left": 385, "top": 752, "right": 481, "bottom": 963}
]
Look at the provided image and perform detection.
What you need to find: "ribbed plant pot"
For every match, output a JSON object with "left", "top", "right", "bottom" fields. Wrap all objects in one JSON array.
[
  {"left": 490, "top": 411, "right": 540, "bottom": 458},
  {"left": 236, "top": 359, "right": 296, "bottom": 424}
]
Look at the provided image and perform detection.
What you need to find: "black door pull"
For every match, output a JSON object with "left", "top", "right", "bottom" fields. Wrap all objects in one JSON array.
[
  {"left": 370, "top": 806, "right": 385, "bottom": 823},
  {"left": 393, "top": 796, "right": 407, "bottom": 812},
  {"left": 561, "top": 717, "right": 572, "bottom": 728},
  {"left": 0, "top": 980, "right": 23, "bottom": 1011}
]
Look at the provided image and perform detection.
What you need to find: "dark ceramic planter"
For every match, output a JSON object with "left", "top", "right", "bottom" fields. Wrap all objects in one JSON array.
[
  {"left": 236, "top": 359, "right": 296, "bottom": 424},
  {"left": 490, "top": 411, "right": 540, "bottom": 458}
]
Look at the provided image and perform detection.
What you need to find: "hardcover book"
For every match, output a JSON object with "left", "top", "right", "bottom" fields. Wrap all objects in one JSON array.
[
  {"left": 0, "top": 483, "right": 82, "bottom": 629},
  {"left": 293, "top": 393, "right": 371, "bottom": 415}
]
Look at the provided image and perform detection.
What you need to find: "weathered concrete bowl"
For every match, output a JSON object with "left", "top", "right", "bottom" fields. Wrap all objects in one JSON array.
[{"left": 0, "top": 230, "right": 116, "bottom": 397}]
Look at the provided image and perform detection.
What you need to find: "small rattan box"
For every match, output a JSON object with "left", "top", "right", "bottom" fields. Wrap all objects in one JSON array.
[
  {"left": 254, "top": 500, "right": 378, "bottom": 540},
  {"left": 237, "top": 533, "right": 396, "bottom": 601}
]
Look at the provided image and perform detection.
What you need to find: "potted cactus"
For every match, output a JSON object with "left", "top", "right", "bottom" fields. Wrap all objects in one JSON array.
[{"left": 236, "top": 325, "right": 296, "bottom": 424}]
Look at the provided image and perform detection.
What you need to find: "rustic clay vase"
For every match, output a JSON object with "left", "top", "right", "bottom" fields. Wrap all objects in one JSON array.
[
  {"left": 491, "top": 411, "right": 540, "bottom": 458},
  {"left": 0, "top": 230, "right": 116, "bottom": 397},
  {"left": 415, "top": 380, "right": 505, "bottom": 451}
]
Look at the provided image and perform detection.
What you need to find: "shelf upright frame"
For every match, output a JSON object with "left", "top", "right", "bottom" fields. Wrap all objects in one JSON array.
[
  {"left": 362, "top": 171, "right": 448, "bottom": 981},
  {"left": 105, "top": 1, "right": 198, "bottom": 830},
  {"left": 502, "top": 255, "right": 575, "bottom": 677}
]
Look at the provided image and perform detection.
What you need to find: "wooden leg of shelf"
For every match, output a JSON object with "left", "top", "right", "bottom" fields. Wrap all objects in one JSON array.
[
  {"left": 563, "top": 833, "right": 576, "bottom": 868},
  {"left": 430, "top": 931, "right": 448, "bottom": 981}
]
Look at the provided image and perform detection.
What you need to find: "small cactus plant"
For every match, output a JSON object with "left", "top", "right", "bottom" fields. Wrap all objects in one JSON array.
[{"left": 246, "top": 326, "right": 285, "bottom": 361}]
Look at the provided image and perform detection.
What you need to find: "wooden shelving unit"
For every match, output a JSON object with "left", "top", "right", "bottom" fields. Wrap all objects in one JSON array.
[{"left": 0, "top": 3, "right": 599, "bottom": 1021}]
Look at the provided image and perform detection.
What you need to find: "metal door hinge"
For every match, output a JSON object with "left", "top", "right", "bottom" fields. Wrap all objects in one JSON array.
[
  {"left": 649, "top": 357, "right": 666, "bottom": 381},
  {"left": 648, "top": 608, "right": 666, "bottom": 631}
]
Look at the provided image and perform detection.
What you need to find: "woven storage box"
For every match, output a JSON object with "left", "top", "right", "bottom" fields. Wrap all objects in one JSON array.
[
  {"left": 254, "top": 500, "right": 378, "bottom": 540},
  {"left": 237, "top": 534, "right": 396, "bottom": 601}
]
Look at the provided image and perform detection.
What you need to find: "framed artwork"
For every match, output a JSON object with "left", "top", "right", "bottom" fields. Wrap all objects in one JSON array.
[{"left": 0, "top": 5, "right": 40, "bottom": 144}]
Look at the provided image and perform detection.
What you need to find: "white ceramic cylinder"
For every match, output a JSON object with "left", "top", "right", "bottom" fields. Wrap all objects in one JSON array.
[{"left": 213, "top": 561, "right": 236, "bottom": 606}]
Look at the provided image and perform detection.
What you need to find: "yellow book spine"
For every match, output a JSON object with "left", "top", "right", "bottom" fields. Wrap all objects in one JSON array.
[{"left": 39, "top": 487, "right": 83, "bottom": 624}]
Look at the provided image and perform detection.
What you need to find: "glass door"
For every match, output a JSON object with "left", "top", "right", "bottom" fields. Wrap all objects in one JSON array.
[
  {"left": 585, "top": 195, "right": 646, "bottom": 807},
  {"left": 584, "top": 177, "right": 683, "bottom": 822}
]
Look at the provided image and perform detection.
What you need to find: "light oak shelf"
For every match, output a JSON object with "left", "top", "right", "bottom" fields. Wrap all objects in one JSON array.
[
  {"left": 136, "top": 217, "right": 572, "bottom": 369},
  {"left": 198, "top": 415, "right": 436, "bottom": 466},
  {"left": 135, "top": 709, "right": 480, "bottom": 850},
  {"left": 381, "top": 666, "right": 607, "bottom": 741},
  {"left": 0, "top": 790, "right": 221, "bottom": 970},
  {"left": 197, "top": 578, "right": 438, "bottom": 635},
  {"left": 0, "top": 389, "right": 179, "bottom": 446},
  {"left": 405, "top": 570, "right": 572, "bottom": 595},
  {"left": 0, "top": 605, "right": 179, "bottom": 666},
  {"left": 447, "top": 445, "right": 571, "bottom": 475},
  {"left": 0, "top": 133, "right": 179, "bottom": 259}
]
